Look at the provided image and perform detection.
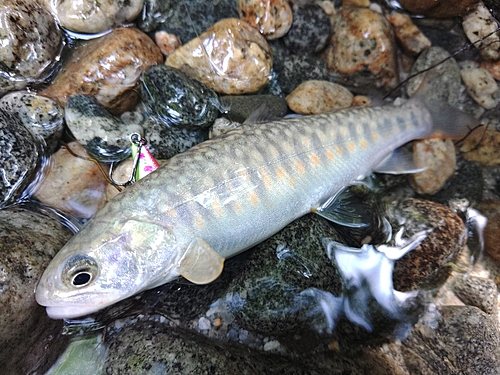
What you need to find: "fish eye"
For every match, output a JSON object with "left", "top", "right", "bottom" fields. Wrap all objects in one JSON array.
[{"left": 62, "top": 255, "right": 99, "bottom": 289}]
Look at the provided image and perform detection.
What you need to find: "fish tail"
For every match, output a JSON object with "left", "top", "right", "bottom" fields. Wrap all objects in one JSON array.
[{"left": 408, "top": 68, "right": 478, "bottom": 140}]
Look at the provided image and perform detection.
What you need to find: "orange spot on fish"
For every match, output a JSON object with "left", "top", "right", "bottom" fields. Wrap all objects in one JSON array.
[
  {"left": 212, "top": 197, "right": 224, "bottom": 217},
  {"left": 335, "top": 145, "right": 343, "bottom": 155},
  {"left": 360, "top": 139, "right": 368, "bottom": 149},
  {"left": 325, "top": 149, "right": 335, "bottom": 161},
  {"left": 277, "top": 166, "right": 287, "bottom": 179},
  {"left": 295, "top": 160, "right": 306, "bottom": 175},
  {"left": 309, "top": 153, "right": 321, "bottom": 166},
  {"left": 249, "top": 190, "right": 259, "bottom": 206},
  {"left": 372, "top": 132, "right": 380, "bottom": 141},
  {"left": 194, "top": 215, "right": 204, "bottom": 228},
  {"left": 260, "top": 167, "right": 273, "bottom": 188},
  {"left": 348, "top": 142, "right": 356, "bottom": 152},
  {"left": 234, "top": 200, "right": 243, "bottom": 213}
]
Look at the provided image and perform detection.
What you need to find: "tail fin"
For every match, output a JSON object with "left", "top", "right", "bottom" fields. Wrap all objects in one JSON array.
[{"left": 408, "top": 68, "right": 478, "bottom": 139}]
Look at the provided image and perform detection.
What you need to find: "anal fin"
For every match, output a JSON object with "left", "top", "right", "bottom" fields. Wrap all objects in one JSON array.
[
  {"left": 178, "top": 238, "right": 225, "bottom": 284},
  {"left": 374, "top": 148, "right": 426, "bottom": 175}
]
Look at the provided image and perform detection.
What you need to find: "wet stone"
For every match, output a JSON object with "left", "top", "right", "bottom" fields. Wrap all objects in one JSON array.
[
  {"left": 0, "top": 0, "right": 63, "bottom": 95},
  {"left": 462, "top": 2, "right": 500, "bottom": 62},
  {"left": 0, "top": 91, "right": 64, "bottom": 154},
  {"left": 33, "top": 142, "right": 110, "bottom": 219},
  {"left": 397, "top": 0, "right": 479, "bottom": 18},
  {"left": 409, "top": 138, "right": 457, "bottom": 195},
  {"left": 50, "top": 0, "right": 144, "bottom": 34},
  {"left": 239, "top": 0, "right": 293, "bottom": 40},
  {"left": 386, "top": 12, "right": 431, "bottom": 57},
  {"left": 141, "top": 65, "right": 221, "bottom": 129},
  {"left": 0, "top": 108, "right": 47, "bottom": 208},
  {"left": 406, "top": 46, "right": 462, "bottom": 108},
  {"left": 41, "top": 27, "right": 163, "bottom": 115},
  {"left": 453, "top": 275, "right": 498, "bottom": 315},
  {"left": 477, "top": 200, "right": 500, "bottom": 263},
  {"left": 219, "top": 94, "right": 288, "bottom": 123},
  {"left": 65, "top": 95, "right": 143, "bottom": 163},
  {"left": 460, "top": 126, "right": 500, "bottom": 166},
  {"left": 387, "top": 199, "right": 467, "bottom": 291},
  {"left": 211, "top": 214, "right": 343, "bottom": 337},
  {"left": 286, "top": 80, "right": 353, "bottom": 114},
  {"left": 0, "top": 204, "right": 73, "bottom": 374},
  {"left": 142, "top": 116, "right": 208, "bottom": 160},
  {"left": 460, "top": 64, "right": 499, "bottom": 109},
  {"left": 401, "top": 306, "right": 500, "bottom": 375},
  {"left": 282, "top": 4, "right": 331, "bottom": 55},
  {"left": 152, "top": 0, "right": 238, "bottom": 44},
  {"left": 324, "top": 6, "right": 399, "bottom": 91},
  {"left": 277, "top": 54, "right": 331, "bottom": 95},
  {"left": 166, "top": 18, "right": 273, "bottom": 95}
]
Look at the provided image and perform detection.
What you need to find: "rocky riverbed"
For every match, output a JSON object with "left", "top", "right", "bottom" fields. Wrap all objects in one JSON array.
[{"left": 1, "top": 0, "right": 500, "bottom": 374}]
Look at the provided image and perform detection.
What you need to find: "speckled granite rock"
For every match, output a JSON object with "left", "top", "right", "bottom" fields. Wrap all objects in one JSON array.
[
  {"left": 219, "top": 94, "right": 288, "bottom": 123},
  {"left": 397, "top": 0, "right": 479, "bottom": 18},
  {"left": 453, "top": 275, "right": 498, "bottom": 314},
  {"left": 41, "top": 27, "right": 163, "bottom": 115},
  {"left": 460, "top": 64, "right": 499, "bottom": 109},
  {"left": 460, "top": 126, "right": 500, "bottom": 166},
  {"left": 0, "top": 0, "right": 63, "bottom": 95},
  {"left": 0, "top": 204, "right": 73, "bottom": 374},
  {"left": 324, "top": 6, "right": 398, "bottom": 91},
  {"left": 166, "top": 18, "right": 273, "bottom": 95},
  {"left": 238, "top": 0, "right": 292, "bottom": 40},
  {"left": 401, "top": 306, "right": 500, "bottom": 375},
  {"left": 462, "top": 2, "right": 500, "bottom": 61},
  {"left": 141, "top": 65, "right": 221, "bottom": 129},
  {"left": 47, "top": 0, "right": 143, "bottom": 34},
  {"left": 0, "top": 91, "right": 64, "bottom": 154},
  {"left": 65, "top": 95, "right": 143, "bottom": 162},
  {"left": 0, "top": 109, "right": 48, "bottom": 208},
  {"left": 277, "top": 54, "right": 331, "bottom": 95},
  {"left": 282, "top": 3, "right": 331, "bottom": 54},
  {"left": 477, "top": 200, "right": 500, "bottom": 263},
  {"left": 386, "top": 12, "right": 431, "bottom": 57}
]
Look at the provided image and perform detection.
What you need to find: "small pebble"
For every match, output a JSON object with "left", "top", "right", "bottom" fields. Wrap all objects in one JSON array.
[
  {"left": 410, "top": 139, "right": 457, "bottom": 195},
  {"left": 34, "top": 142, "right": 110, "bottom": 219},
  {"left": 51, "top": 0, "right": 143, "bottom": 34},
  {"left": 166, "top": 18, "right": 273, "bottom": 95},
  {"left": 386, "top": 12, "right": 432, "bottom": 57},
  {"left": 462, "top": 2, "right": 500, "bottom": 62},
  {"left": 238, "top": 0, "right": 293, "bottom": 40},
  {"left": 154, "top": 31, "right": 182, "bottom": 56},
  {"left": 477, "top": 200, "right": 500, "bottom": 263},
  {"left": 263, "top": 340, "right": 281, "bottom": 351},
  {"left": 352, "top": 95, "right": 371, "bottom": 107},
  {"left": 460, "top": 65, "right": 499, "bottom": 109},
  {"left": 285, "top": 80, "right": 353, "bottom": 114},
  {"left": 198, "top": 317, "right": 211, "bottom": 331},
  {"left": 65, "top": 95, "right": 143, "bottom": 163},
  {"left": 282, "top": 4, "right": 331, "bottom": 54}
]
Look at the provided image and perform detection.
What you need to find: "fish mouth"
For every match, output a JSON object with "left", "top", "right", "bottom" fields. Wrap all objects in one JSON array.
[{"left": 44, "top": 304, "right": 105, "bottom": 320}]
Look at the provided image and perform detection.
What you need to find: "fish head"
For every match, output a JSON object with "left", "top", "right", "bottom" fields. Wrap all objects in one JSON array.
[{"left": 36, "top": 216, "right": 180, "bottom": 319}]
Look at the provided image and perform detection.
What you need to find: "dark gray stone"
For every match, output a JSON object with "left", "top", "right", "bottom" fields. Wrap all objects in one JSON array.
[
  {"left": 277, "top": 55, "right": 331, "bottom": 94},
  {"left": 453, "top": 275, "right": 498, "bottom": 315}
]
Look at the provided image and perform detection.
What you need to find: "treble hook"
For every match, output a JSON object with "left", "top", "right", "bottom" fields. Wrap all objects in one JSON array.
[{"left": 108, "top": 132, "right": 146, "bottom": 188}]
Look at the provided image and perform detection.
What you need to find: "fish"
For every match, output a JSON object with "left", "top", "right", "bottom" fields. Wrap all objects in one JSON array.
[{"left": 35, "top": 78, "right": 474, "bottom": 319}]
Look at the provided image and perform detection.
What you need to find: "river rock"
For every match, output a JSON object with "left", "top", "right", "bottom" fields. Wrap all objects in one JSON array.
[
  {"left": 409, "top": 139, "right": 457, "bottom": 195},
  {"left": 0, "top": 109, "right": 48, "bottom": 208},
  {"left": 282, "top": 3, "right": 331, "bottom": 54},
  {"left": 33, "top": 142, "right": 110, "bottom": 219},
  {"left": 477, "top": 200, "right": 500, "bottom": 263},
  {"left": 154, "top": 31, "right": 182, "bottom": 56},
  {"left": 462, "top": 2, "right": 500, "bottom": 61},
  {"left": 166, "top": 18, "right": 273, "bottom": 95},
  {"left": 0, "top": 91, "right": 64, "bottom": 154},
  {"left": 324, "top": 6, "right": 399, "bottom": 91},
  {"left": 453, "top": 275, "right": 498, "bottom": 314},
  {"left": 277, "top": 54, "right": 331, "bottom": 95},
  {"left": 397, "top": 0, "right": 479, "bottom": 18},
  {"left": 150, "top": 0, "right": 238, "bottom": 43},
  {"left": 406, "top": 46, "right": 462, "bottom": 107},
  {"left": 219, "top": 94, "right": 288, "bottom": 123},
  {"left": 41, "top": 27, "right": 163, "bottom": 115},
  {"left": 386, "top": 12, "right": 432, "bottom": 57},
  {"left": 387, "top": 199, "right": 467, "bottom": 291},
  {"left": 401, "top": 306, "right": 500, "bottom": 374},
  {"left": 238, "top": 0, "right": 293, "bottom": 40},
  {"left": 286, "top": 80, "right": 353, "bottom": 114},
  {"left": 47, "top": 0, "right": 143, "bottom": 34},
  {"left": 0, "top": 0, "right": 63, "bottom": 95},
  {"left": 0, "top": 204, "right": 73, "bottom": 374},
  {"left": 460, "top": 126, "right": 500, "bottom": 165},
  {"left": 460, "top": 64, "right": 499, "bottom": 109},
  {"left": 141, "top": 65, "right": 221, "bottom": 129},
  {"left": 142, "top": 116, "right": 208, "bottom": 160}
]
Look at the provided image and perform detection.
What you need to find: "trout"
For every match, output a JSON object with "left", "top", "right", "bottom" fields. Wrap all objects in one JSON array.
[{"left": 36, "top": 86, "right": 473, "bottom": 319}]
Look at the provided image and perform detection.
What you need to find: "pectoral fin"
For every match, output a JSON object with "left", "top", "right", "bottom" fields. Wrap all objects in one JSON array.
[{"left": 178, "top": 238, "right": 225, "bottom": 284}]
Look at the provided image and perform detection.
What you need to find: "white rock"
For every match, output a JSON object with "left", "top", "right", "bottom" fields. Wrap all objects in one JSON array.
[
  {"left": 286, "top": 80, "right": 353, "bottom": 114},
  {"left": 461, "top": 65, "right": 499, "bottom": 109},
  {"left": 462, "top": 2, "right": 500, "bottom": 61}
]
